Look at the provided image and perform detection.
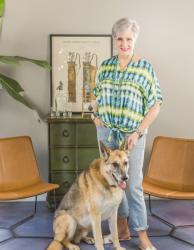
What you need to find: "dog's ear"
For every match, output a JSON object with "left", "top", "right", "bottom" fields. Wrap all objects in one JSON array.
[
  {"left": 119, "top": 139, "right": 128, "bottom": 151},
  {"left": 99, "top": 141, "right": 111, "bottom": 160}
]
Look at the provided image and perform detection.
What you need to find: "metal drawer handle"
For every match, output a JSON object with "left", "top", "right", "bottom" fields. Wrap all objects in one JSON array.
[
  {"left": 63, "top": 156, "right": 69, "bottom": 163},
  {"left": 62, "top": 181, "right": 70, "bottom": 188},
  {"left": 62, "top": 129, "right": 70, "bottom": 137}
]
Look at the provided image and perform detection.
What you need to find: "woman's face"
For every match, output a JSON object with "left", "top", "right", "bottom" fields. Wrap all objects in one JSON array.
[{"left": 114, "top": 27, "right": 136, "bottom": 57}]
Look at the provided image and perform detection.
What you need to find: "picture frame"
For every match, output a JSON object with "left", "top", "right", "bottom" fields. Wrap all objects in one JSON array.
[{"left": 50, "top": 34, "right": 113, "bottom": 113}]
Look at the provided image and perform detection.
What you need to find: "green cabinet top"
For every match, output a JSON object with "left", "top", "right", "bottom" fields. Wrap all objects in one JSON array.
[{"left": 47, "top": 114, "right": 92, "bottom": 124}]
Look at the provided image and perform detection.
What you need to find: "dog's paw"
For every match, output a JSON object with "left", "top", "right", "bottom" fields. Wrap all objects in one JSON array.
[
  {"left": 82, "top": 236, "right": 95, "bottom": 244},
  {"left": 68, "top": 244, "right": 80, "bottom": 250},
  {"left": 103, "top": 234, "right": 113, "bottom": 244}
]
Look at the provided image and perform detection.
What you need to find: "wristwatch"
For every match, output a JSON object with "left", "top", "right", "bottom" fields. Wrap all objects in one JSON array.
[{"left": 136, "top": 128, "right": 143, "bottom": 138}]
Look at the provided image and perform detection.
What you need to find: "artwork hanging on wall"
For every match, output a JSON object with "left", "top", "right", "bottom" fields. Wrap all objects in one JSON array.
[{"left": 50, "top": 34, "right": 112, "bottom": 113}]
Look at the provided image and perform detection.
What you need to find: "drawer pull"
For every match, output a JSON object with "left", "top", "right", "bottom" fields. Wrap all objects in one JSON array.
[
  {"left": 62, "top": 129, "right": 70, "bottom": 137},
  {"left": 63, "top": 156, "right": 70, "bottom": 163},
  {"left": 62, "top": 181, "right": 70, "bottom": 188}
]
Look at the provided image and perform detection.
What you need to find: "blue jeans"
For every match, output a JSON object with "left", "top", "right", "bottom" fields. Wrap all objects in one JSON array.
[{"left": 96, "top": 125, "right": 148, "bottom": 231}]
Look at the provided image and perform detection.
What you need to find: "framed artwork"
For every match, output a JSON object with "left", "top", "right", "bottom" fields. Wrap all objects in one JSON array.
[{"left": 50, "top": 34, "right": 112, "bottom": 113}]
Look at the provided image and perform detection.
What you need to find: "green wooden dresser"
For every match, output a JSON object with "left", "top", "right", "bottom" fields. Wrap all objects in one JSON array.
[{"left": 47, "top": 116, "right": 99, "bottom": 205}]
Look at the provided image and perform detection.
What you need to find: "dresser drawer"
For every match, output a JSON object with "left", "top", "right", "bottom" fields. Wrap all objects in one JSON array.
[
  {"left": 50, "top": 123, "right": 76, "bottom": 146},
  {"left": 77, "top": 123, "right": 98, "bottom": 146},
  {"left": 50, "top": 148, "right": 76, "bottom": 170},
  {"left": 51, "top": 172, "right": 79, "bottom": 195},
  {"left": 50, "top": 122, "right": 98, "bottom": 146},
  {"left": 50, "top": 147, "right": 100, "bottom": 171},
  {"left": 77, "top": 148, "right": 99, "bottom": 170}
]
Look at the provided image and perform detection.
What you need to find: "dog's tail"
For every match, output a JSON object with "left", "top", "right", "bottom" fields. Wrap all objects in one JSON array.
[{"left": 46, "top": 240, "right": 63, "bottom": 250}]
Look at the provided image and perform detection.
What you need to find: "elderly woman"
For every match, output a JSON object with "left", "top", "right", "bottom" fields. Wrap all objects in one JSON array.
[{"left": 92, "top": 18, "right": 163, "bottom": 250}]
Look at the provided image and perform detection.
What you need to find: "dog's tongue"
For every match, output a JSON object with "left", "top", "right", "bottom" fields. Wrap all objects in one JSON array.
[{"left": 118, "top": 181, "right": 126, "bottom": 190}]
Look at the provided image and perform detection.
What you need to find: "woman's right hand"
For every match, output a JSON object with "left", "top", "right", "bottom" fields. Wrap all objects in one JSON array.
[
  {"left": 93, "top": 117, "right": 104, "bottom": 127},
  {"left": 127, "top": 132, "right": 139, "bottom": 150}
]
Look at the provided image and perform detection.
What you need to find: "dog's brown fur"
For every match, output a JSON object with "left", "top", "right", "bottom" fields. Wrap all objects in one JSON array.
[{"left": 47, "top": 142, "right": 129, "bottom": 250}]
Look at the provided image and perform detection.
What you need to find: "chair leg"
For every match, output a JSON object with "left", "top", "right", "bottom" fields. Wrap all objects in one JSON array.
[
  {"left": 148, "top": 194, "right": 194, "bottom": 246},
  {"left": 148, "top": 195, "right": 176, "bottom": 230},
  {"left": 10, "top": 196, "right": 37, "bottom": 231},
  {"left": 0, "top": 196, "right": 52, "bottom": 245},
  {"left": 0, "top": 196, "right": 38, "bottom": 244},
  {"left": 53, "top": 189, "right": 57, "bottom": 210}
]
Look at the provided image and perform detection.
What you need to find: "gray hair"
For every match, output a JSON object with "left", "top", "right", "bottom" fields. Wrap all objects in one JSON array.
[{"left": 112, "top": 18, "right": 140, "bottom": 39}]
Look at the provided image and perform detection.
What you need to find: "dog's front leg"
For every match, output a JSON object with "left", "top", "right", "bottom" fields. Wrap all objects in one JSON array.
[
  {"left": 108, "top": 207, "right": 126, "bottom": 250},
  {"left": 90, "top": 209, "right": 104, "bottom": 250}
]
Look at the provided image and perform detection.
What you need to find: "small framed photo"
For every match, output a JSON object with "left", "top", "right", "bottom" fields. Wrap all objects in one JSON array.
[{"left": 50, "top": 34, "right": 112, "bottom": 113}]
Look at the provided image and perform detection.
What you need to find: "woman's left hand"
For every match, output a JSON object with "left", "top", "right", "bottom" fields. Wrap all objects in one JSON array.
[{"left": 127, "top": 132, "right": 139, "bottom": 150}]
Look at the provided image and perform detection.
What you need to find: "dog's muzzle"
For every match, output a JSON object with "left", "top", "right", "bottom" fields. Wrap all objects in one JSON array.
[
  {"left": 121, "top": 175, "right": 128, "bottom": 181},
  {"left": 112, "top": 173, "right": 128, "bottom": 190}
]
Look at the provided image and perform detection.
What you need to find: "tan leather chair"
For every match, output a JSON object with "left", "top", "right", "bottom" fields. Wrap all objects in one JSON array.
[
  {"left": 143, "top": 136, "right": 194, "bottom": 247},
  {"left": 0, "top": 136, "right": 59, "bottom": 243}
]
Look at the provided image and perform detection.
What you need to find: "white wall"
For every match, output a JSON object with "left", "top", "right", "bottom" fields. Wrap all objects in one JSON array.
[{"left": 1, "top": 0, "right": 194, "bottom": 182}]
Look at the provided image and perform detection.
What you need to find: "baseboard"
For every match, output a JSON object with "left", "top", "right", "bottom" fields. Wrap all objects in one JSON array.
[
  {"left": 1, "top": 194, "right": 162, "bottom": 203},
  {"left": 144, "top": 194, "right": 164, "bottom": 200},
  {"left": 22, "top": 193, "right": 47, "bottom": 201},
  {"left": 0, "top": 193, "right": 47, "bottom": 202}
]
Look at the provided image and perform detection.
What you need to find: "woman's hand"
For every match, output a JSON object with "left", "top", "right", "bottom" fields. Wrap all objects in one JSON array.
[
  {"left": 127, "top": 132, "right": 139, "bottom": 150},
  {"left": 93, "top": 117, "right": 104, "bottom": 127}
]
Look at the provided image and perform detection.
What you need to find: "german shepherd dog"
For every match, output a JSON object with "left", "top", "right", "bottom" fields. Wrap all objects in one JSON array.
[{"left": 47, "top": 141, "right": 129, "bottom": 250}]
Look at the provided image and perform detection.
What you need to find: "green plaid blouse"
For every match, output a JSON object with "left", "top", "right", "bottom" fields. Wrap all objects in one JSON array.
[{"left": 93, "top": 55, "right": 163, "bottom": 143}]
